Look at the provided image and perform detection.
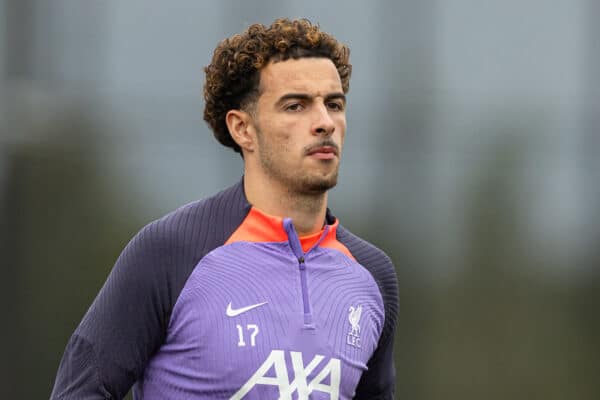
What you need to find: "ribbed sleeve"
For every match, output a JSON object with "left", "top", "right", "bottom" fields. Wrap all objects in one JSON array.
[
  {"left": 336, "top": 225, "right": 399, "bottom": 400},
  {"left": 51, "top": 180, "right": 250, "bottom": 399}
]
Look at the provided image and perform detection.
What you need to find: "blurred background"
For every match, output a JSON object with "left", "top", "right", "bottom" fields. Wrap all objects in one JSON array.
[{"left": 1, "top": 0, "right": 598, "bottom": 399}]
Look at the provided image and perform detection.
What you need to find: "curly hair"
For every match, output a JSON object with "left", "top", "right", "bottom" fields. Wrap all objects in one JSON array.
[{"left": 203, "top": 18, "right": 351, "bottom": 154}]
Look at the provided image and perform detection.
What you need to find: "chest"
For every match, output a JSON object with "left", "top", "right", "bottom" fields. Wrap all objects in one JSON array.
[{"left": 144, "top": 242, "right": 384, "bottom": 399}]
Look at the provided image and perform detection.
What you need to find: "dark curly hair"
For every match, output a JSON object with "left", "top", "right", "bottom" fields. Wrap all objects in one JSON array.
[{"left": 203, "top": 18, "right": 351, "bottom": 154}]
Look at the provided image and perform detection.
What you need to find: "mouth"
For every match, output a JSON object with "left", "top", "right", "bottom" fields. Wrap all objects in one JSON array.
[{"left": 306, "top": 145, "right": 338, "bottom": 160}]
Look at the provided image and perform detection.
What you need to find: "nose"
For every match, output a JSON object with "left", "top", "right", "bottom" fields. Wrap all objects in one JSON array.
[{"left": 311, "top": 103, "right": 335, "bottom": 136}]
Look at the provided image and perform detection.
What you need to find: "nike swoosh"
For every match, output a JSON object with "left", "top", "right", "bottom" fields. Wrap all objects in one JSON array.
[{"left": 226, "top": 301, "right": 268, "bottom": 317}]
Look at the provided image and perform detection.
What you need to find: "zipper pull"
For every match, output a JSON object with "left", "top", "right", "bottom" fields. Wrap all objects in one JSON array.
[{"left": 298, "top": 256, "right": 306, "bottom": 270}]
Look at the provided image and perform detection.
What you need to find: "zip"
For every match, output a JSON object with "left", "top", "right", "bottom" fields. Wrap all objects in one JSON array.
[
  {"left": 297, "top": 256, "right": 314, "bottom": 328},
  {"left": 283, "top": 218, "right": 329, "bottom": 329}
]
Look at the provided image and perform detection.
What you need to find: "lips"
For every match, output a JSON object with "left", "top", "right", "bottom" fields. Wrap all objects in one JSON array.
[
  {"left": 307, "top": 146, "right": 338, "bottom": 156},
  {"left": 307, "top": 146, "right": 337, "bottom": 160}
]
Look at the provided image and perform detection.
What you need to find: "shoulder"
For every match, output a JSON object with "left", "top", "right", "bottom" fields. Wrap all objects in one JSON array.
[
  {"left": 105, "top": 180, "right": 251, "bottom": 314},
  {"left": 336, "top": 224, "right": 395, "bottom": 281},
  {"left": 60, "top": 183, "right": 251, "bottom": 397},
  {"left": 335, "top": 224, "right": 399, "bottom": 337},
  {"left": 131, "top": 180, "right": 250, "bottom": 257},
  {"left": 335, "top": 223, "right": 399, "bottom": 396}
]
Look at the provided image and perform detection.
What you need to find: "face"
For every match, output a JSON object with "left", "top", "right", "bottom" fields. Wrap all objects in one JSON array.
[{"left": 250, "top": 57, "right": 347, "bottom": 195}]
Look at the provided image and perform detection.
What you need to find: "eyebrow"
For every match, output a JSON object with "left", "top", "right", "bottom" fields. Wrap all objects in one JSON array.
[{"left": 275, "top": 92, "right": 347, "bottom": 107}]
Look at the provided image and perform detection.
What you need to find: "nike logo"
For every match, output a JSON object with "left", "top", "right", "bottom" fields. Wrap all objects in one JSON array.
[{"left": 226, "top": 301, "right": 268, "bottom": 317}]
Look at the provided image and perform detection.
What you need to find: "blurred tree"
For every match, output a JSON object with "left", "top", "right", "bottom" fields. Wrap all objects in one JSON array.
[
  {"left": 422, "top": 130, "right": 599, "bottom": 400},
  {"left": 1, "top": 106, "right": 141, "bottom": 399}
]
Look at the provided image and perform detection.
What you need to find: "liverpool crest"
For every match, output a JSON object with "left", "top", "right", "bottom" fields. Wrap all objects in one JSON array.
[{"left": 347, "top": 305, "right": 362, "bottom": 348}]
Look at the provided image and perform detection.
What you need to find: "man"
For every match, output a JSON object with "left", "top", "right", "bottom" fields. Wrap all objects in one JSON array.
[{"left": 51, "top": 18, "right": 398, "bottom": 399}]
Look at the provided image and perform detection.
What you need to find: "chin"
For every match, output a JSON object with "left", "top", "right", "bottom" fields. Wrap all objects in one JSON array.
[{"left": 298, "top": 175, "right": 338, "bottom": 194}]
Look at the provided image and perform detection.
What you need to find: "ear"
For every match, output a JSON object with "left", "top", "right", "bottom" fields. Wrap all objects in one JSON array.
[{"left": 226, "top": 109, "right": 256, "bottom": 154}]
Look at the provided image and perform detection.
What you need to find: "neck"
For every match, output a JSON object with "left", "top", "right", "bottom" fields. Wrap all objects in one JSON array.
[{"left": 244, "top": 170, "right": 328, "bottom": 237}]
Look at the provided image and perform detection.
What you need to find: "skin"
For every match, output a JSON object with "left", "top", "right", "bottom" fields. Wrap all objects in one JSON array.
[{"left": 226, "top": 57, "right": 347, "bottom": 236}]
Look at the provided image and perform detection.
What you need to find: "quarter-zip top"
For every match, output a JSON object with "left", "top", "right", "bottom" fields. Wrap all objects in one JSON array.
[{"left": 55, "top": 180, "right": 397, "bottom": 399}]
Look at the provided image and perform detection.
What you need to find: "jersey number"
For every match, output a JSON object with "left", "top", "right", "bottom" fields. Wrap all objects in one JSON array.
[{"left": 236, "top": 324, "right": 259, "bottom": 347}]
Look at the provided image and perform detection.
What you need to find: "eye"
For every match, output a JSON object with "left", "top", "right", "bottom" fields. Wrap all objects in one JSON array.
[
  {"left": 327, "top": 101, "right": 345, "bottom": 111},
  {"left": 284, "top": 102, "right": 304, "bottom": 112}
]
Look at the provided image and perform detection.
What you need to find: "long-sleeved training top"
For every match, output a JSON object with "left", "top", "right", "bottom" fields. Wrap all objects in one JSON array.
[{"left": 51, "top": 178, "right": 399, "bottom": 399}]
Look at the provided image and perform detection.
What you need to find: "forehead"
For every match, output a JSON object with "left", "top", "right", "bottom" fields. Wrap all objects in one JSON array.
[{"left": 258, "top": 58, "right": 343, "bottom": 97}]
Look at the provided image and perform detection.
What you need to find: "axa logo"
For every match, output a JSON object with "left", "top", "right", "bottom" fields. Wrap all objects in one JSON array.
[
  {"left": 230, "top": 350, "right": 341, "bottom": 400},
  {"left": 347, "top": 305, "right": 362, "bottom": 348}
]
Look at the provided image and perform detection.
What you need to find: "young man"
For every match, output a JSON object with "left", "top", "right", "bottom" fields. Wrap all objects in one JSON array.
[{"left": 52, "top": 18, "right": 398, "bottom": 399}]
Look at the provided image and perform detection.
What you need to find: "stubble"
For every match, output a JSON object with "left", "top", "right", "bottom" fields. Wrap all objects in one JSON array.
[{"left": 255, "top": 128, "right": 340, "bottom": 196}]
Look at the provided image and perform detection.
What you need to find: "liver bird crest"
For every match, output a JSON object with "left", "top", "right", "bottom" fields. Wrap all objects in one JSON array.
[{"left": 348, "top": 305, "right": 362, "bottom": 336}]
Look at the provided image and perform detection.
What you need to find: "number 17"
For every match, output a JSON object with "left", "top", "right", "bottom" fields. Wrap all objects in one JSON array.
[{"left": 236, "top": 324, "right": 259, "bottom": 347}]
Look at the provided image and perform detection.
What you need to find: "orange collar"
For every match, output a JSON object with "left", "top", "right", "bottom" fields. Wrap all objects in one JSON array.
[{"left": 225, "top": 206, "right": 353, "bottom": 259}]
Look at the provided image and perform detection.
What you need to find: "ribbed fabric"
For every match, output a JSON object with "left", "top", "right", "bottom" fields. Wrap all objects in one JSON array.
[
  {"left": 51, "top": 182, "right": 250, "bottom": 399},
  {"left": 336, "top": 227, "right": 399, "bottom": 400},
  {"left": 50, "top": 178, "right": 398, "bottom": 400}
]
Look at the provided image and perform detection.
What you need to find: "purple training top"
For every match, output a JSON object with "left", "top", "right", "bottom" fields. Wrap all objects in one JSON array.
[{"left": 51, "top": 179, "right": 399, "bottom": 399}]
